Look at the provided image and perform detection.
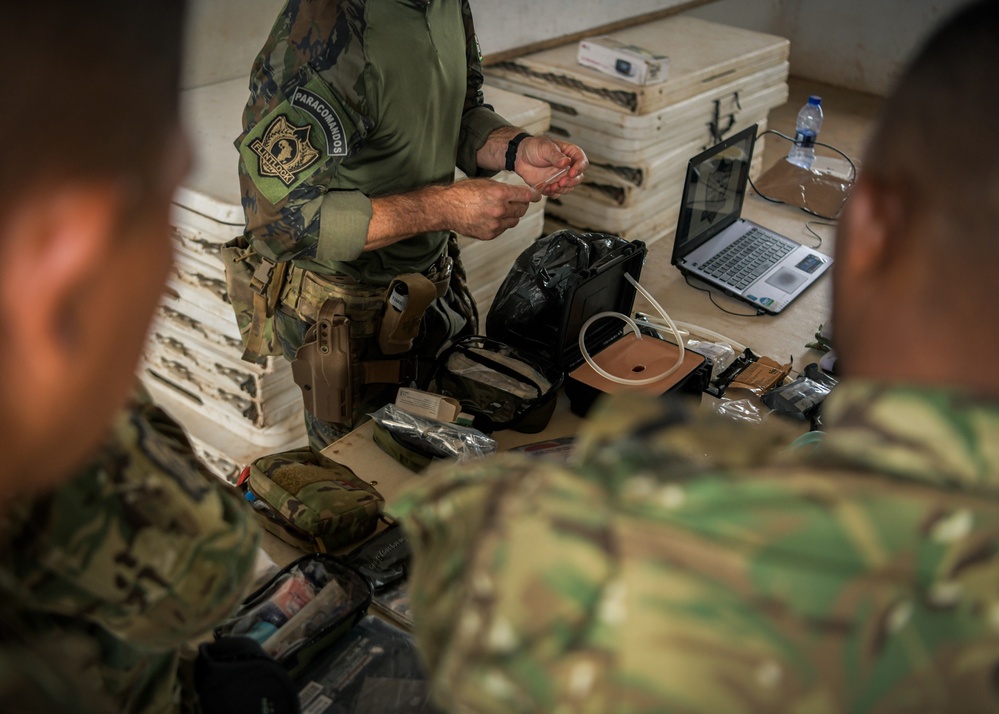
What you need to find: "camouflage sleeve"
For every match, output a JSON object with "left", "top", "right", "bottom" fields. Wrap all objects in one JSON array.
[
  {"left": 396, "top": 392, "right": 999, "bottom": 712},
  {"left": 456, "top": 0, "right": 511, "bottom": 177},
  {"left": 237, "top": 0, "right": 374, "bottom": 265},
  {"left": 0, "top": 631, "right": 113, "bottom": 714},
  {"left": 1, "top": 398, "right": 261, "bottom": 650}
]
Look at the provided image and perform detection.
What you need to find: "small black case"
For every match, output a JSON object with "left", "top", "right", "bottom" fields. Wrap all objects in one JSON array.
[
  {"left": 214, "top": 553, "right": 372, "bottom": 679},
  {"left": 425, "top": 336, "right": 564, "bottom": 433},
  {"left": 195, "top": 637, "right": 301, "bottom": 714}
]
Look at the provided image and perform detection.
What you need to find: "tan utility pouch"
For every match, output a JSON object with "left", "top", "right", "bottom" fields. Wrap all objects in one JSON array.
[
  {"left": 377, "top": 273, "right": 439, "bottom": 355},
  {"left": 221, "top": 235, "right": 289, "bottom": 362},
  {"left": 291, "top": 299, "right": 354, "bottom": 426}
]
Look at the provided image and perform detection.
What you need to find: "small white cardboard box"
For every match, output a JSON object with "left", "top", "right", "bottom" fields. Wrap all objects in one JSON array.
[
  {"left": 577, "top": 36, "right": 669, "bottom": 86},
  {"left": 395, "top": 388, "right": 462, "bottom": 423}
]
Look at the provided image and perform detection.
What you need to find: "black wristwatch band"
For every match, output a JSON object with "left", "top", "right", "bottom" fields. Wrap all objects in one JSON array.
[{"left": 505, "top": 132, "right": 531, "bottom": 171}]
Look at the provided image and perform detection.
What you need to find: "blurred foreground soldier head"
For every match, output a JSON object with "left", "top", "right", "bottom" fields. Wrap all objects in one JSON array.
[
  {"left": 833, "top": 0, "right": 999, "bottom": 393},
  {"left": 395, "top": 2, "right": 999, "bottom": 712},
  {"left": 0, "top": 1, "right": 191, "bottom": 711},
  {"left": 0, "top": 0, "right": 189, "bottom": 494}
]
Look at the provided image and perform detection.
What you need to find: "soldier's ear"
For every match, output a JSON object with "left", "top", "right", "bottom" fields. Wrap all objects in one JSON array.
[
  {"left": 0, "top": 184, "right": 122, "bottom": 376},
  {"left": 838, "top": 174, "right": 909, "bottom": 282}
]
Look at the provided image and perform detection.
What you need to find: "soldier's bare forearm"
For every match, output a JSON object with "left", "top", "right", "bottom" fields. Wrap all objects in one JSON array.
[
  {"left": 366, "top": 179, "right": 538, "bottom": 249},
  {"left": 366, "top": 185, "right": 455, "bottom": 251},
  {"left": 476, "top": 125, "right": 531, "bottom": 173}
]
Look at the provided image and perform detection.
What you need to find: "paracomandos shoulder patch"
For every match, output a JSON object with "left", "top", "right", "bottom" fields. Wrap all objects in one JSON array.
[{"left": 240, "top": 70, "right": 365, "bottom": 204}]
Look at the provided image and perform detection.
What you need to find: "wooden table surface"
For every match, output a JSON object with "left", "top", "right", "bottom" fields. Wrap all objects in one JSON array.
[{"left": 260, "top": 184, "right": 837, "bottom": 568}]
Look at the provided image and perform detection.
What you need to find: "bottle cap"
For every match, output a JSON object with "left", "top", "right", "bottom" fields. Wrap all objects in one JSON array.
[{"left": 808, "top": 95, "right": 822, "bottom": 106}]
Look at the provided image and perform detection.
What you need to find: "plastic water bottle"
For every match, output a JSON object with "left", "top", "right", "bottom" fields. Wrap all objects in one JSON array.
[{"left": 787, "top": 95, "right": 823, "bottom": 169}]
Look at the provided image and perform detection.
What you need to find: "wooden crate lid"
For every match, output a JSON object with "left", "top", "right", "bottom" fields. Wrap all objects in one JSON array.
[
  {"left": 486, "top": 16, "right": 789, "bottom": 116},
  {"left": 487, "top": 62, "right": 788, "bottom": 140},
  {"left": 544, "top": 84, "right": 786, "bottom": 164}
]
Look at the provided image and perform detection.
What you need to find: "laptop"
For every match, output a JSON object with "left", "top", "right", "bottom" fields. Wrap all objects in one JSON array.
[{"left": 670, "top": 124, "right": 832, "bottom": 314}]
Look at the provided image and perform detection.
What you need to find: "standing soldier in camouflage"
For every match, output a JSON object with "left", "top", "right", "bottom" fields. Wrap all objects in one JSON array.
[
  {"left": 395, "top": 2, "right": 999, "bottom": 711},
  {"left": 230, "top": 0, "right": 589, "bottom": 451},
  {"left": 0, "top": 0, "right": 260, "bottom": 711}
]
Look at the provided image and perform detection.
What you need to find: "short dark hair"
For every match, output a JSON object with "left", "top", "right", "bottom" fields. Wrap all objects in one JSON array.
[
  {"left": 0, "top": 1, "right": 187, "bottom": 209},
  {"left": 863, "top": 0, "right": 999, "bottom": 244}
]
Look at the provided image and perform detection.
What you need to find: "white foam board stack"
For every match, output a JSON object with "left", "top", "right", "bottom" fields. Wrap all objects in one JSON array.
[{"left": 485, "top": 16, "right": 790, "bottom": 247}]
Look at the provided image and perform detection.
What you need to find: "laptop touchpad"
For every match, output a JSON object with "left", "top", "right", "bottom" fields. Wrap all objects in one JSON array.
[{"left": 765, "top": 268, "right": 807, "bottom": 293}]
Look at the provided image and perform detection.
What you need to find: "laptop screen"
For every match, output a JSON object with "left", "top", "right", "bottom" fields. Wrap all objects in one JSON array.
[{"left": 672, "top": 125, "right": 757, "bottom": 263}]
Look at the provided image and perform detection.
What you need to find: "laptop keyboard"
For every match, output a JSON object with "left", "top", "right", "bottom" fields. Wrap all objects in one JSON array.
[{"left": 700, "top": 228, "right": 794, "bottom": 291}]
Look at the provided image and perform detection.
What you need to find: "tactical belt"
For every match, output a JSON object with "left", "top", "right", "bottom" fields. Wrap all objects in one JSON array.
[
  {"left": 280, "top": 257, "right": 453, "bottom": 391},
  {"left": 280, "top": 259, "right": 451, "bottom": 328}
]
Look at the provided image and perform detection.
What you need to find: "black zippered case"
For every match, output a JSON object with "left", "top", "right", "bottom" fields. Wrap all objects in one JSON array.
[{"left": 214, "top": 553, "right": 372, "bottom": 678}]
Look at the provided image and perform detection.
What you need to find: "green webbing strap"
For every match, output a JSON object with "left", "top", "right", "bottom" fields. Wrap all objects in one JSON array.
[{"left": 245, "top": 258, "right": 289, "bottom": 361}]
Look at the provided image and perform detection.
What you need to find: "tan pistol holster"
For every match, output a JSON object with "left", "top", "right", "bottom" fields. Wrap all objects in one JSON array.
[
  {"left": 291, "top": 299, "right": 354, "bottom": 425},
  {"left": 280, "top": 256, "right": 452, "bottom": 428},
  {"left": 285, "top": 264, "right": 450, "bottom": 426}
]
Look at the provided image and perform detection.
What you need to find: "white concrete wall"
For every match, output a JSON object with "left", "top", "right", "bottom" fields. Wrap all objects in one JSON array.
[
  {"left": 687, "top": 0, "right": 969, "bottom": 95},
  {"left": 467, "top": 0, "right": 696, "bottom": 56},
  {"left": 182, "top": 0, "right": 284, "bottom": 89},
  {"left": 182, "top": 0, "right": 970, "bottom": 95},
  {"left": 181, "top": 0, "right": 696, "bottom": 89},
  {"left": 683, "top": 0, "right": 793, "bottom": 35}
]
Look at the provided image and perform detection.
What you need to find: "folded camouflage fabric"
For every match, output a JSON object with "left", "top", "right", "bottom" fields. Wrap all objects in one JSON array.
[{"left": 243, "top": 448, "right": 384, "bottom": 553}]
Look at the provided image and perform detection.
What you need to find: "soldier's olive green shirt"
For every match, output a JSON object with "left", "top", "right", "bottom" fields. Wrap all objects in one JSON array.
[
  {"left": 0, "top": 398, "right": 261, "bottom": 713},
  {"left": 237, "top": 0, "right": 509, "bottom": 286},
  {"left": 395, "top": 382, "right": 999, "bottom": 713}
]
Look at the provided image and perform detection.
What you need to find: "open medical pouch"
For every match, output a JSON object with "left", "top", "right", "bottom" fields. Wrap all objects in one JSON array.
[
  {"left": 215, "top": 554, "right": 372, "bottom": 679},
  {"left": 424, "top": 336, "right": 563, "bottom": 433}
]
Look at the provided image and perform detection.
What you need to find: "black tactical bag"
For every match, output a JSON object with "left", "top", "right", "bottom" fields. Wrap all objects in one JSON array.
[{"left": 485, "top": 229, "right": 636, "bottom": 366}]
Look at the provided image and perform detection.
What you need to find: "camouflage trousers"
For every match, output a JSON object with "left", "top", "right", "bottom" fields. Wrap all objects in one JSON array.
[{"left": 276, "top": 235, "right": 478, "bottom": 453}]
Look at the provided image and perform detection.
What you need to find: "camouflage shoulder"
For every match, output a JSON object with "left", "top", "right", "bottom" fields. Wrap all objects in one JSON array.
[
  {"left": 395, "top": 451, "right": 616, "bottom": 682},
  {"left": 0, "top": 594, "right": 114, "bottom": 714},
  {"left": 239, "top": 0, "right": 372, "bottom": 205},
  {"left": 575, "top": 393, "right": 800, "bottom": 486},
  {"left": 0, "top": 402, "right": 260, "bottom": 645}
]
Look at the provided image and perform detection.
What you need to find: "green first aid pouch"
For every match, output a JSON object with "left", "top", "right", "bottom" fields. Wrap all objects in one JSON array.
[
  {"left": 215, "top": 553, "right": 372, "bottom": 678},
  {"left": 239, "top": 448, "right": 384, "bottom": 553}
]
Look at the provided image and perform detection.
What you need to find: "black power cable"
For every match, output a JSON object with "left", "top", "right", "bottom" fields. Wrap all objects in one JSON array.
[
  {"left": 748, "top": 129, "right": 858, "bottom": 221},
  {"left": 683, "top": 276, "right": 767, "bottom": 317}
]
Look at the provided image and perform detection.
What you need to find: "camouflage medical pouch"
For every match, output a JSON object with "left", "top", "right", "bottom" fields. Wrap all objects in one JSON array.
[{"left": 241, "top": 448, "right": 384, "bottom": 553}]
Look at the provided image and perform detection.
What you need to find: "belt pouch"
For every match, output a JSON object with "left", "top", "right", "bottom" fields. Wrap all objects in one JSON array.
[{"left": 378, "top": 273, "right": 438, "bottom": 355}]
